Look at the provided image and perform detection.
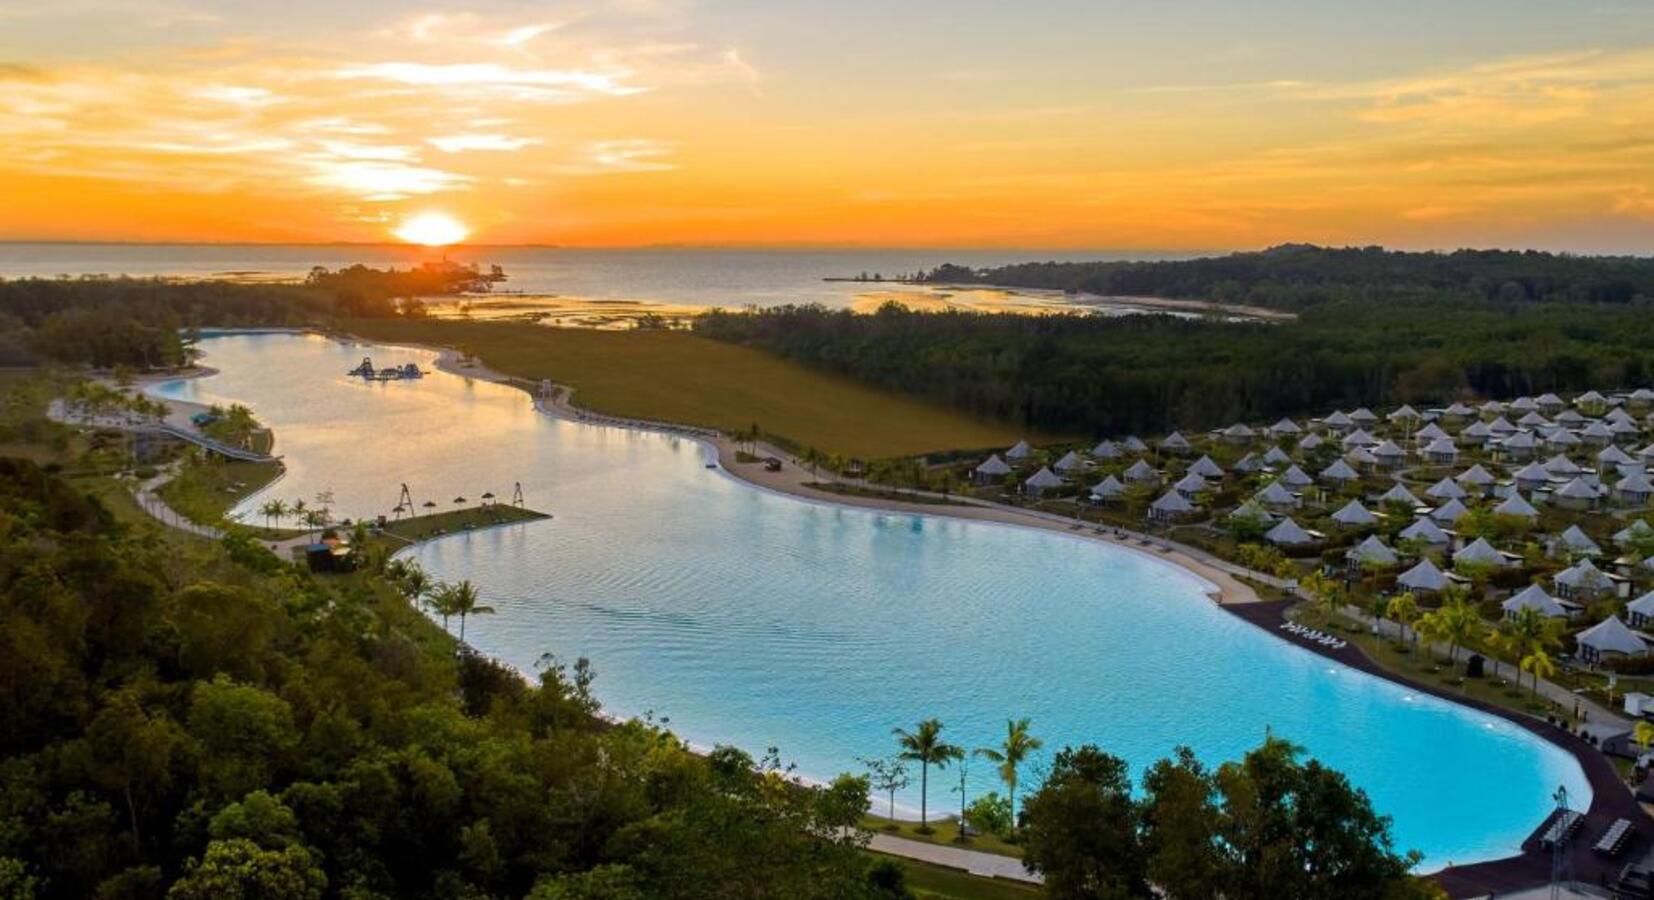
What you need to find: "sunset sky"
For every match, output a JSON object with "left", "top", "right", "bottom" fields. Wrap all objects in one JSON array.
[{"left": 2, "top": 0, "right": 1653, "bottom": 251}]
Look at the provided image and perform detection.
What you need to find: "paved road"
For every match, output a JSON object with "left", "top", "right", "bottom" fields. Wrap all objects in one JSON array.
[{"left": 865, "top": 833, "right": 1040, "bottom": 884}]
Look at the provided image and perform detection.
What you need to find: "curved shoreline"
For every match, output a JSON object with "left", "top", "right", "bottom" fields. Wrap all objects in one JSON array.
[{"left": 299, "top": 331, "right": 1622, "bottom": 890}]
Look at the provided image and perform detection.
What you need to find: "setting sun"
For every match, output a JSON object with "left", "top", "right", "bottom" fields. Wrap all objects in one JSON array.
[{"left": 394, "top": 213, "right": 469, "bottom": 247}]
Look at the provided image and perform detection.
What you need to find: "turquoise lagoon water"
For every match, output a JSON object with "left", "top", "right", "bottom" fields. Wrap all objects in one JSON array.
[{"left": 154, "top": 332, "right": 1589, "bottom": 868}]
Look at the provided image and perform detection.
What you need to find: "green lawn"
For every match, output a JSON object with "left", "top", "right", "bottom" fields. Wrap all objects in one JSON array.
[
  {"left": 346, "top": 319, "right": 1052, "bottom": 459},
  {"left": 371, "top": 503, "right": 550, "bottom": 547},
  {"left": 861, "top": 815, "right": 1023, "bottom": 859},
  {"left": 156, "top": 455, "right": 285, "bottom": 523},
  {"left": 1290, "top": 605, "right": 1578, "bottom": 723},
  {"left": 864, "top": 854, "right": 1040, "bottom": 900}
]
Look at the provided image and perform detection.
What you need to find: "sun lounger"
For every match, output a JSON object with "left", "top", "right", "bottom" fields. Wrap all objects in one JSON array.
[
  {"left": 1595, "top": 818, "right": 1634, "bottom": 856},
  {"left": 1540, "top": 810, "right": 1584, "bottom": 848}
]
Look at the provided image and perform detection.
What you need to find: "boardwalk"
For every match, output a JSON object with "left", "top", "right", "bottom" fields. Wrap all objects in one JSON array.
[{"left": 867, "top": 833, "right": 1039, "bottom": 884}]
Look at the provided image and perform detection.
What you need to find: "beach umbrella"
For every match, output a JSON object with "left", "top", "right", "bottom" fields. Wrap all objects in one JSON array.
[
  {"left": 422, "top": 500, "right": 437, "bottom": 512},
  {"left": 481, "top": 491, "right": 495, "bottom": 506},
  {"left": 453, "top": 496, "right": 466, "bottom": 506}
]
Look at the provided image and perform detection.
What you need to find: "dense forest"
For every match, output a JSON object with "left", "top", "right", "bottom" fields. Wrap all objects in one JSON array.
[
  {"left": 0, "top": 262, "right": 495, "bottom": 369},
  {"left": 695, "top": 292, "right": 1654, "bottom": 440},
  {"left": 922, "top": 245, "right": 1654, "bottom": 310}
]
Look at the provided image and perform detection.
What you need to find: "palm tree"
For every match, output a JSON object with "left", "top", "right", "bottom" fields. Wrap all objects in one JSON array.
[
  {"left": 401, "top": 564, "right": 432, "bottom": 611},
  {"left": 1385, "top": 592, "right": 1419, "bottom": 645},
  {"left": 974, "top": 718, "right": 1042, "bottom": 828},
  {"left": 893, "top": 718, "right": 964, "bottom": 833},
  {"left": 1520, "top": 646, "right": 1556, "bottom": 697},
  {"left": 259, "top": 498, "right": 287, "bottom": 529},
  {"left": 1435, "top": 591, "right": 1480, "bottom": 665},
  {"left": 1300, "top": 571, "right": 1344, "bottom": 619},
  {"left": 1635, "top": 720, "right": 1654, "bottom": 756},
  {"left": 289, "top": 498, "right": 308, "bottom": 528},
  {"left": 444, "top": 580, "right": 494, "bottom": 641}
]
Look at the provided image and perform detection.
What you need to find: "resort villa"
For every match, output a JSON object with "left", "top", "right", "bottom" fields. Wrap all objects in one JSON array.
[{"left": 964, "top": 387, "right": 1654, "bottom": 680}]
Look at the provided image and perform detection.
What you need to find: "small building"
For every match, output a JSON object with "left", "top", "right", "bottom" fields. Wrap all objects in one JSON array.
[
  {"left": 1265, "top": 517, "right": 1316, "bottom": 547},
  {"left": 1554, "top": 524, "right": 1603, "bottom": 558},
  {"left": 1005, "top": 440, "right": 1034, "bottom": 461},
  {"left": 974, "top": 454, "right": 1013, "bottom": 485},
  {"left": 1497, "top": 431, "right": 1538, "bottom": 460},
  {"left": 1090, "top": 475, "right": 1126, "bottom": 502},
  {"left": 1492, "top": 492, "right": 1539, "bottom": 521},
  {"left": 1297, "top": 433, "right": 1325, "bottom": 452},
  {"left": 1278, "top": 464, "right": 1314, "bottom": 489},
  {"left": 1614, "top": 519, "right": 1654, "bottom": 548},
  {"left": 1502, "top": 584, "right": 1575, "bottom": 620},
  {"left": 1429, "top": 498, "right": 1470, "bottom": 525},
  {"left": 1629, "top": 591, "right": 1654, "bottom": 629},
  {"left": 1330, "top": 499, "right": 1378, "bottom": 527},
  {"left": 1397, "top": 558, "right": 1452, "bottom": 593},
  {"left": 1387, "top": 405, "right": 1421, "bottom": 426},
  {"left": 1341, "top": 428, "right": 1377, "bottom": 449},
  {"left": 1454, "top": 537, "right": 1512, "bottom": 569},
  {"left": 1220, "top": 423, "right": 1256, "bottom": 445},
  {"left": 1553, "top": 476, "right": 1602, "bottom": 510},
  {"left": 1254, "top": 480, "right": 1300, "bottom": 509},
  {"left": 1543, "top": 453, "right": 1583, "bottom": 477},
  {"left": 1377, "top": 483, "right": 1423, "bottom": 508},
  {"left": 1052, "top": 450, "right": 1086, "bottom": 474},
  {"left": 1123, "top": 459, "right": 1160, "bottom": 484},
  {"left": 1513, "top": 461, "right": 1551, "bottom": 493},
  {"left": 1576, "top": 615, "right": 1647, "bottom": 665},
  {"left": 1319, "top": 458, "right": 1359, "bottom": 485},
  {"left": 1425, "top": 477, "right": 1468, "bottom": 501},
  {"left": 1091, "top": 439, "right": 1122, "bottom": 459},
  {"left": 1422, "top": 438, "right": 1459, "bottom": 465},
  {"left": 1399, "top": 516, "right": 1451, "bottom": 549},
  {"left": 1371, "top": 440, "right": 1405, "bottom": 469},
  {"left": 1148, "top": 489, "right": 1197, "bottom": 522},
  {"left": 1554, "top": 558, "right": 1615, "bottom": 601},
  {"left": 1455, "top": 464, "right": 1496, "bottom": 492},
  {"left": 1262, "top": 445, "right": 1293, "bottom": 466},
  {"left": 1161, "top": 431, "right": 1192, "bottom": 454},
  {"left": 1267, "top": 418, "right": 1303, "bottom": 438},
  {"left": 1121, "top": 436, "right": 1149, "bottom": 453},
  {"left": 1024, "top": 466, "right": 1066, "bottom": 499},
  {"left": 1173, "top": 471, "right": 1208, "bottom": 499},
  {"left": 1188, "top": 455, "right": 1225, "bottom": 479},
  {"left": 1616, "top": 471, "right": 1654, "bottom": 506},
  {"left": 1345, "top": 535, "right": 1398, "bottom": 571}
]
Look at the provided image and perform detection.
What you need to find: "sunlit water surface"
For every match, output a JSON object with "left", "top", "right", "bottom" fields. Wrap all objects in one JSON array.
[{"left": 153, "top": 333, "right": 1589, "bottom": 868}]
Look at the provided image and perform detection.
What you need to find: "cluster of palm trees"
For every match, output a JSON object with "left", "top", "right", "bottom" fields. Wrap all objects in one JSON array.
[
  {"left": 888, "top": 717, "right": 1042, "bottom": 836},
  {"left": 390, "top": 561, "right": 495, "bottom": 641},
  {"left": 1381, "top": 588, "right": 1560, "bottom": 695},
  {"left": 255, "top": 496, "right": 333, "bottom": 538}
]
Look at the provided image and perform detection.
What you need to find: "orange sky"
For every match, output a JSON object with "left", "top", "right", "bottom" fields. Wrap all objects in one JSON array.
[{"left": 1, "top": 1, "right": 1653, "bottom": 251}]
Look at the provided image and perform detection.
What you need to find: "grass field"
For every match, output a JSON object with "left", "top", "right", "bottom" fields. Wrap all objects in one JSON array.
[
  {"left": 862, "top": 815, "right": 1023, "bottom": 859},
  {"left": 346, "top": 319, "right": 1049, "bottom": 459},
  {"left": 867, "top": 854, "right": 1040, "bottom": 900},
  {"left": 157, "top": 455, "right": 285, "bottom": 527}
]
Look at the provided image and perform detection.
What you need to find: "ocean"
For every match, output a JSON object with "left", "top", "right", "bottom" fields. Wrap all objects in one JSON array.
[{"left": 0, "top": 243, "right": 1192, "bottom": 311}]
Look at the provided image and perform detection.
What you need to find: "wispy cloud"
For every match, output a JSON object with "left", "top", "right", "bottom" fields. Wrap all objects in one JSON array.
[{"left": 429, "top": 133, "right": 541, "bottom": 153}]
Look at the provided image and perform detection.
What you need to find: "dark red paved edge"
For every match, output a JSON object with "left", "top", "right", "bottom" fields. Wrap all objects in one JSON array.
[{"left": 1223, "top": 599, "right": 1652, "bottom": 898}]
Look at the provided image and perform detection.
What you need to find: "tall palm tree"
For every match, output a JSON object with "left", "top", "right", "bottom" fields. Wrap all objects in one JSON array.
[
  {"left": 1385, "top": 592, "right": 1419, "bottom": 645},
  {"left": 445, "top": 580, "right": 494, "bottom": 641},
  {"left": 1438, "top": 592, "right": 1481, "bottom": 665},
  {"left": 893, "top": 718, "right": 964, "bottom": 833},
  {"left": 430, "top": 582, "right": 456, "bottom": 633},
  {"left": 259, "top": 498, "right": 287, "bottom": 529},
  {"left": 401, "top": 564, "right": 432, "bottom": 611},
  {"left": 1520, "top": 647, "right": 1556, "bottom": 697},
  {"left": 974, "top": 718, "right": 1043, "bottom": 828}
]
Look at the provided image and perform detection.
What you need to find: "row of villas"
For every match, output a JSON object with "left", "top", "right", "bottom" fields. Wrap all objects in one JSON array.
[{"left": 972, "top": 388, "right": 1654, "bottom": 668}]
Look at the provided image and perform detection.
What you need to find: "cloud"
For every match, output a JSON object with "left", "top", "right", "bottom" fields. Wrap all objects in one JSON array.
[
  {"left": 332, "top": 61, "right": 644, "bottom": 101},
  {"left": 429, "top": 133, "right": 541, "bottom": 153},
  {"left": 558, "top": 139, "right": 675, "bottom": 174},
  {"left": 306, "top": 160, "right": 472, "bottom": 201}
]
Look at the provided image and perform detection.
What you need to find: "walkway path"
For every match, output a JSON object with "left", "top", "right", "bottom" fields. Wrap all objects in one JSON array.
[
  {"left": 866, "top": 833, "right": 1040, "bottom": 884},
  {"left": 133, "top": 464, "right": 224, "bottom": 540}
]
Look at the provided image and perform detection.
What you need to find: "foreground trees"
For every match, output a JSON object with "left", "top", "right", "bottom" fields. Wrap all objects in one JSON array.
[
  {"left": 1021, "top": 737, "right": 1441, "bottom": 900},
  {"left": 0, "top": 458, "right": 895, "bottom": 899}
]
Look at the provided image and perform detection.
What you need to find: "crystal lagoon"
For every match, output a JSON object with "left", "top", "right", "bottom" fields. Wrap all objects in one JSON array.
[{"left": 153, "top": 332, "right": 1591, "bottom": 868}]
